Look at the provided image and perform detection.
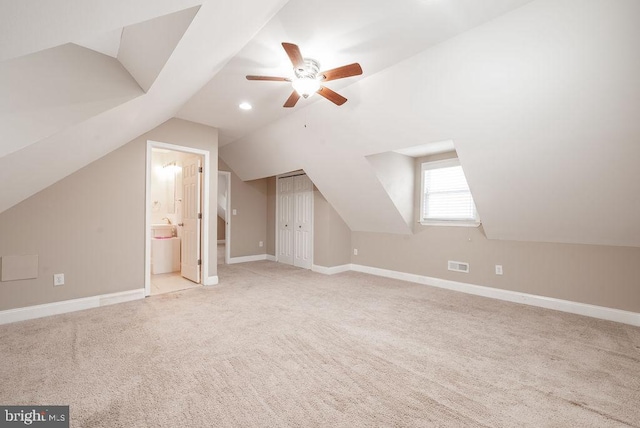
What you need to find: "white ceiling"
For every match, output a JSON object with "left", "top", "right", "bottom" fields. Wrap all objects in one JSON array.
[
  {"left": 0, "top": 0, "right": 203, "bottom": 62},
  {"left": 75, "top": 28, "right": 123, "bottom": 58},
  {"left": 219, "top": 0, "right": 640, "bottom": 247},
  {"left": 0, "top": 43, "right": 142, "bottom": 158},
  {"left": 177, "top": 0, "right": 535, "bottom": 145},
  {"left": 394, "top": 141, "right": 456, "bottom": 158},
  {"left": 0, "top": 0, "right": 288, "bottom": 213},
  {"left": 1, "top": 0, "right": 639, "bottom": 247}
]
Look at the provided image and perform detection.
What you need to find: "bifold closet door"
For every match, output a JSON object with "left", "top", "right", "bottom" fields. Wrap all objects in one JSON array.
[
  {"left": 277, "top": 174, "right": 313, "bottom": 268},
  {"left": 293, "top": 175, "right": 312, "bottom": 269},
  {"left": 277, "top": 176, "right": 294, "bottom": 265}
]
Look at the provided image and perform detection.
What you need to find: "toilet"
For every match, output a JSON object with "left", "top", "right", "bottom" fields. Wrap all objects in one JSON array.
[{"left": 150, "top": 224, "right": 180, "bottom": 274}]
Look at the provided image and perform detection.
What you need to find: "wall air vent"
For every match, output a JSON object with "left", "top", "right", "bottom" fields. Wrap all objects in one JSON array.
[{"left": 448, "top": 260, "right": 469, "bottom": 273}]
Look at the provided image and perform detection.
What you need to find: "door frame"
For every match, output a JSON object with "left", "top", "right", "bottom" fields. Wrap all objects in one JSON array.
[
  {"left": 145, "top": 140, "right": 211, "bottom": 296},
  {"left": 218, "top": 171, "right": 231, "bottom": 264},
  {"left": 275, "top": 171, "right": 314, "bottom": 268}
]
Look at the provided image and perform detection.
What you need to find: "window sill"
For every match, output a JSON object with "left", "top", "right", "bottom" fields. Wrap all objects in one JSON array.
[{"left": 419, "top": 220, "right": 481, "bottom": 228}]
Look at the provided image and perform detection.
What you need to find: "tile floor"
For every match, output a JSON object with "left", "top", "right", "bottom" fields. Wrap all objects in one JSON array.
[
  {"left": 150, "top": 272, "right": 200, "bottom": 295},
  {"left": 150, "top": 243, "right": 226, "bottom": 295}
]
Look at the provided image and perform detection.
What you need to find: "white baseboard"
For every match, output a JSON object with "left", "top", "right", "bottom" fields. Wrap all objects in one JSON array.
[
  {"left": 266, "top": 254, "right": 276, "bottom": 262},
  {"left": 227, "top": 254, "right": 268, "bottom": 264},
  {"left": 217, "top": 240, "right": 225, "bottom": 244},
  {"left": 350, "top": 264, "right": 640, "bottom": 327},
  {"left": 312, "top": 264, "right": 352, "bottom": 275},
  {"left": 5, "top": 265, "right": 634, "bottom": 327},
  {"left": 204, "top": 276, "right": 219, "bottom": 286},
  {"left": 0, "top": 289, "right": 145, "bottom": 326}
]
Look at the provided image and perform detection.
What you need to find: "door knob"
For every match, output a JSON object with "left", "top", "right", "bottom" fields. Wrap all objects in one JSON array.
[
  {"left": 299, "top": 225, "right": 302, "bottom": 228},
  {"left": 178, "top": 223, "right": 184, "bottom": 227}
]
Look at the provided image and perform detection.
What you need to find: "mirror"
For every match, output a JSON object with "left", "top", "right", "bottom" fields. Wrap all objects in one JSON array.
[{"left": 165, "top": 161, "right": 178, "bottom": 214}]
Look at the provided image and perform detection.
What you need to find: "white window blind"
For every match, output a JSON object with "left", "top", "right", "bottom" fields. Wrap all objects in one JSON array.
[{"left": 421, "top": 159, "right": 479, "bottom": 224}]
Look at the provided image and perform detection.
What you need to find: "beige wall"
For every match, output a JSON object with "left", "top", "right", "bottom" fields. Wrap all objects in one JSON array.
[
  {"left": 314, "top": 190, "right": 352, "bottom": 268},
  {"left": 351, "top": 229, "right": 640, "bottom": 313},
  {"left": 0, "top": 118, "right": 218, "bottom": 311},
  {"left": 351, "top": 151, "right": 640, "bottom": 313},
  {"left": 218, "top": 159, "right": 267, "bottom": 258}
]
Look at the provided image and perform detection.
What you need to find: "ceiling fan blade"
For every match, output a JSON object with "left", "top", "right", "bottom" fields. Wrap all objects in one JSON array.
[
  {"left": 246, "top": 75, "right": 290, "bottom": 82},
  {"left": 317, "top": 86, "right": 347, "bottom": 106},
  {"left": 282, "top": 42, "right": 305, "bottom": 70},
  {"left": 283, "top": 91, "right": 301, "bottom": 108},
  {"left": 320, "top": 63, "right": 363, "bottom": 82}
]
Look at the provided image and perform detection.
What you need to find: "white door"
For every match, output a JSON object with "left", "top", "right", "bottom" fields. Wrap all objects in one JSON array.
[
  {"left": 181, "top": 156, "right": 201, "bottom": 283},
  {"left": 278, "top": 177, "right": 294, "bottom": 265},
  {"left": 293, "top": 175, "right": 313, "bottom": 269}
]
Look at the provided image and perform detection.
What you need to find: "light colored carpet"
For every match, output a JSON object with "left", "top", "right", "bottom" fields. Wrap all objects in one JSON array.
[{"left": 1, "top": 261, "right": 639, "bottom": 427}]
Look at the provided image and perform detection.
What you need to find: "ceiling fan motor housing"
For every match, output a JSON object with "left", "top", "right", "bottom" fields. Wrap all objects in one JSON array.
[{"left": 295, "top": 58, "right": 320, "bottom": 80}]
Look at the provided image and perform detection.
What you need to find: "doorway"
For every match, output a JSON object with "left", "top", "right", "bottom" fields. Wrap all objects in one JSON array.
[
  {"left": 145, "top": 141, "right": 211, "bottom": 296},
  {"left": 276, "top": 173, "right": 313, "bottom": 269},
  {"left": 217, "top": 171, "right": 231, "bottom": 266}
]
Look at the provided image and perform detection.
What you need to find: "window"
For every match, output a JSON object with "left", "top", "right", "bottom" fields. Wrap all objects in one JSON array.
[{"left": 420, "top": 158, "right": 480, "bottom": 226}]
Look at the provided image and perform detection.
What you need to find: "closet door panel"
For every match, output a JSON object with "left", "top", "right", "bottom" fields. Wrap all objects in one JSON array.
[
  {"left": 277, "top": 177, "right": 294, "bottom": 265},
  {"left": 293, "top": 175, "right": 313, "bottom": 269}
]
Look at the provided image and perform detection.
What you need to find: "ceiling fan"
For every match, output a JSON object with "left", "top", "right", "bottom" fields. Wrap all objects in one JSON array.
[{"left": 246, "top": 42, "right": 363, "bottom": 108}]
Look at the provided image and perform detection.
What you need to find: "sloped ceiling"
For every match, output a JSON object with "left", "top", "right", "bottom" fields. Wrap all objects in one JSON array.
[
  {"left": 1, "top": 0, "right": 638, "bottom": 248},
  {"left": 0, "top": 1, "right": 201, "bottom": 62},
  {"left": 75, "top": 28, "right": 123, "bottom": 58},
  {"left": 0, "top": 43, "right": 142, "bottom": 158},
  {"left": 177, "top": 0, "right": 535, "bottom": 145},
  {"left": 118, "top": 7, "right": 200, "bottom": 92},
  {"left": 220, "top": 0, "right": 640, "bottom": 247},
  {"left": 0, "top": 0, "right": 289, "bottom": 214}
]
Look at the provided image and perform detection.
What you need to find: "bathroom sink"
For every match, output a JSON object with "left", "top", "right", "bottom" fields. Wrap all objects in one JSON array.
[{"left": 151, "top": 224, "right": 175, "bottom": 238}]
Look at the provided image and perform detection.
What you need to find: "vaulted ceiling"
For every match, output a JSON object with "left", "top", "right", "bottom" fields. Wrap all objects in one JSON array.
[
  {"left": 1, "top": 0, "right": 639, "bottom": 247},
  {"left": 0, "top": 0, "right": 288, "bottom": 213}
]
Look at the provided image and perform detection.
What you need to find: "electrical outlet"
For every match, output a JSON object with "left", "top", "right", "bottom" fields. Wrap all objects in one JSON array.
[
  {"left": 259, "top": 241, "right": 264, "bottom": 247},
  {"left": 495, "top": 265, "right": 503, "bottom": 275},
  {"left": 353, "top": 248, "right": 358, "bottom": 256},
  {"left": 53, "top": 273, "right": 65, "bottom": 286}
]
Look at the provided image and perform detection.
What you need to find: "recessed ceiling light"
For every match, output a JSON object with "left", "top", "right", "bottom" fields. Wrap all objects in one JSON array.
[{"left": 239, "top": 102, "right": 252, "bottom": 110}]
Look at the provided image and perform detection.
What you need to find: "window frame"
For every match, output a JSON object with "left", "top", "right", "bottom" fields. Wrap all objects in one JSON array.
[{"left": 419, "top": 158, "right": 480, "bottom": 227}]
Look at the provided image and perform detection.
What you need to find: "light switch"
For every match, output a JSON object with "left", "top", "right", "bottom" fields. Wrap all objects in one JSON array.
[{"left": 232, "top": 209, "right": 237, "bottom": 216}]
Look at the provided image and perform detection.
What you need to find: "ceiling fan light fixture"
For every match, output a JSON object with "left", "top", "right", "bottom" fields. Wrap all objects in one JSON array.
[
  {"left": 292, "top": 77, "right": 320, "bottom": 98},
  {"left": 246, "top": 43, "right": 361, "bottom": 107}
]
